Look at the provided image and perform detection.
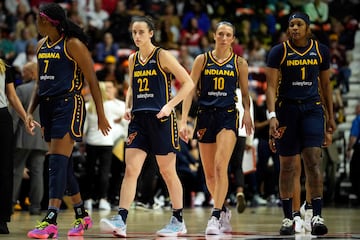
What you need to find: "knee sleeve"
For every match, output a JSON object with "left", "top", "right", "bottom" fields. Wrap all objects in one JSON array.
[
  {"left": 48, "top": 154, "right": 68, "bottom": 199},
  {"left": 65, "top": 155, "right": 80, "bottom": 196}
]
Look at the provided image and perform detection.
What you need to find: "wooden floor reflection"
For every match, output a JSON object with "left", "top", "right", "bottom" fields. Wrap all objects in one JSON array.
[{"left": 3, "top": 205, "right": 360, "bottom": 239}]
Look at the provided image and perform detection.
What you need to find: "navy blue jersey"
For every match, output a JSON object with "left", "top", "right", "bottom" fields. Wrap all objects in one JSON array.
[
  {"left": 132, "top": 47, "right": 172, "bottom": 113},
  {"left": 37, "top": 36, "right": 83, "bottom": 97},
  {"left": 267, "top": 39, "right": 330, "bottom": 101},
  {"left": 197, "top": 51, "right": 239, "bottom": 108}
]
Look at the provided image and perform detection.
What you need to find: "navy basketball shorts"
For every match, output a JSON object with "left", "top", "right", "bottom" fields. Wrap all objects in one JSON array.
[
  {"left": 126, "top": 111, "right": 180, "bottom": 155},
  {"left": 276, "top": 100, "right": 325, "bottom": 156},
  {"left": 40, "top": 93, "right": 85, "bottom": 142},
  {"left": 193, "top": 105, "right": 239, "bottom": 143}
]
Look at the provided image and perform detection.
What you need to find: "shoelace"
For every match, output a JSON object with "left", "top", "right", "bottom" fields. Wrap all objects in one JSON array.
[
  {"left": 71, "top": 218, "right": 84, "bottom": 228},
  {"left": 110, "top": 215, "right": 125, "bottom": 227},
  {"left": 282, "top": 218, "right": 293, "bottom": 227},
  {"left": 35, "top": 221, "right": 50, "bottom": 229},
  {"left": 163, "top": 222, "right": 181, "bottom": 231},
  {"left": 312, "top": 215, "right": 324, "bottom": 224}
]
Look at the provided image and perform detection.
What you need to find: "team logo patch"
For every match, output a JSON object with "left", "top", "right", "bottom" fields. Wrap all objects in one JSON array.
[
  {"left": 197, "top": 128, "right": 207, "bottom": 140},
  {"left": 277, "top": 126, "right": 287, "bottom": 138},
  {"left": 126, "top": 132, "right": 138, "bottom": 145}
]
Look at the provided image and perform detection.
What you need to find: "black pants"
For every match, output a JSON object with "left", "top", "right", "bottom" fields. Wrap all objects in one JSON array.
[
  {"left": 83, "top": 145, "right": 113, "bottom": 200},
  {"left": 350, "top": 145, "right": 360, "bottom": 200},
  {"left": 0, "top": 108, "right": 14, "bottom": 222},
  {"left": 228, "top": 136, "right": 246, "bottom": 192}
]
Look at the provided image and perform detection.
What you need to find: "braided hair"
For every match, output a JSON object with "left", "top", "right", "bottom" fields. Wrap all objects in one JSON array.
[{"left": 39, "top": 3, "right": 88, "bottom": 46}]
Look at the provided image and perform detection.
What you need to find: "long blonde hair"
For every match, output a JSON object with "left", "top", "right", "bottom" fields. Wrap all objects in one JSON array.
[
  {"left": 87, "top": 81, "right": 107, "bottom": 114},
  {"left": 0, "top": 59, "right": 7, "bottom": 74}
]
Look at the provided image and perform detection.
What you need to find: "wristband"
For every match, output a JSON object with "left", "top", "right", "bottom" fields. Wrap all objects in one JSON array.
[{"left": 266, "top": 110, "right": 276, "bottom": 120}]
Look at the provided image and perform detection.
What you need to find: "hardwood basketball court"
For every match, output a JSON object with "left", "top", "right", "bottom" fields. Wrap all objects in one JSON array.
[{"left": 4, "top": 205, "right": 360, "bottom": 239}]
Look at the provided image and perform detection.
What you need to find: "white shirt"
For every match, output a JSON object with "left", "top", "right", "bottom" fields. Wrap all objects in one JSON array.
[
  {"left": 84, "top": 98, "right": 127, "bottom": 146},
  {"left": 236, "top": 88, "right": 254, "bottom": 145},
  {"left": 0, "top": 72, "right": 6, "bottom": 108}
]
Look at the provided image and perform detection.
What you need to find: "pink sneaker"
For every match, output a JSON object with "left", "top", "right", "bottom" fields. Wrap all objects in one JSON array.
[
  {"left": 67, "top": 216, "right": 93, "bottom": 236},
  {"left": 27, "top": 221, "right": 58, "bottom": 239}
]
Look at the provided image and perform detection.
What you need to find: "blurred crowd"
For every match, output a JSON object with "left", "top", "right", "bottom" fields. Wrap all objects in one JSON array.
[{"left": 6, "top": 0, "right": 360, "bottom": 212}]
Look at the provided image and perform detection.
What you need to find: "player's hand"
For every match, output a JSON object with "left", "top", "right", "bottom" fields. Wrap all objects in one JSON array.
[
  {"left": 156, "top": 104, "right": 172, "bottom": 119},
  {"left": 25, "top": 113, "right": 40, "bottom": 135},
  {"left": 322, "top": 132, "right": 332, "bottom": 148},
  {"left": 179, "top": 126, "right": 189, "bottom": 143},
  {"left": 269, "top": 136, "right": 277, "bottom": 153},
  {"left": 124, "top": 109, "right": 132, "bottom": 121},
  {"left": 98, "top": 116, "right": 111, "bottom": 136}
]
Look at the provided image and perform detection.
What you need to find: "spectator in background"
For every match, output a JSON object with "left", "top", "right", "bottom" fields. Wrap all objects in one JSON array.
[
  {"left": 107, "top": 1, "right": 132, "bottom": 48},
  {"left": 346, "top": 103, "right": 360, "bottom": 206},
  {"left": 87, "top": 0, "right": 109, "bottom": 43},
  {"left": 232, "top": 38, "right": 245, "bottom": 57},
  {"left": 12, "top": 41, "right": 37, "bottom": 77},
  {"left": 5, "top": 0, "right": 30, "bottom": 17},
  {"left": 83, "top": 80, "right": 126, "bottom": 211},
  {"left": 14, "top": 11, "right": 37, "bottom": 46},
  {"left": 87, "top": 0, "right": 109, "bottom": 30},
  {"left": 159, "top": 3, "right": 181, "bottom": 48},
  {"left": 0, "top": 1, "right": 12, "bottom": 33},
  {"left": 158, "top": 17, "right": 180, "bottom": 50},
  {"left": 96, "top": 55, "right": 124, "bottom": 98},
  {"left": 182, "top": 2, "right": 211, "bottom": 34},
  {"left": 328, "top": 34, "right": 351, "bottom": 94},
  {"left": 0, "top": 29, "right": 16, "bottom": 62},
  {"left": 237, "top": 19, "right": 252, "bottom": 50},
  {"left": 228, "top": 89, "right": 254, "bottom": 214},
  {"left": 199, "top": 35, "right": 213, "bottom": 54},
  {"left": 245, "top": 36, "right": 267, "bottom": 67},
  {"left": 12, "top": 62, "right": 47, "bottom": 216},
  {"left": 253, "top": 98, "right": 280, "bottom": 205},
  {"left": 256, "top": 22, "right": 273, "bottom": 51},
  {"left": 180, "top": 17, "right": 204, "bottom": 57},
  {"left": 304, "top": 0, "right": 330, "bottom": 46},
  {"left": 13, "top": 28, "right": 37, "bottom": 55},
  {"left": 94, "top": 32, "right": 119, "bottom": 64},
  {"left": 178, "top": 45, "right": 194, "bottom": 73},
  {"left": 66, "top": 1, "right": 86, "bottom": 29}
]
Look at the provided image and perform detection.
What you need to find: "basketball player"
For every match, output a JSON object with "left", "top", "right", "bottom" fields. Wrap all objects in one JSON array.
[
  {"left": 180, "top": 21, "right": 253, "bottom": 235},
  {"left": 265, "top": 12, "right": 336, "bottom": 236},
  {"left": 99, "top": 16, "right": 194, "bottom": 237},
  {"left": 26, "top": 3, "right": 111, "bottom": 239}
]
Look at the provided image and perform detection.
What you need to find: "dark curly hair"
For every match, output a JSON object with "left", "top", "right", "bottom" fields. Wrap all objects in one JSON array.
[{"left": 39, "top": 3, "right": 89, "bottom": 46}]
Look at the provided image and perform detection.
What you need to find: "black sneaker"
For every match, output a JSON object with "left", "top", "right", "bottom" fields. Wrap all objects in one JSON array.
[
  {"left": 311, "top": 215, "right": 328, "bottom": 236},
  {"left": 279, "top": 218, "right": 295, "bottom": 235},
  {"left": 236, "top": 192, "right": 246, "bottom": 214},
  {"left": 0, "top": 221, "right": 9, "bottom": 234}
]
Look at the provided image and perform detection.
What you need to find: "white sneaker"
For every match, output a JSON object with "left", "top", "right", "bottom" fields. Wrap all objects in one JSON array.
[
  {"left": 84, "top": 199, "right": 93, "bottom": 210},
  {"left": 205, "top": 216, "right": 220, "bottom": 235},
  {"left": 253, "top": 194, "right": 267, "bottom": 206},
  {"left": 194, "top": 192, "right": 205, "bottom": 207},
  {"left": 100, "top": 215, "right": 127, "bottom": 237},
  {"left": 219, "top": 209, "right": 232, "bottom": 233},
  {"left": 293, "top": 216, "right": 303, "bottom": 233},
  {"left": 156, "top": 216, "right": 187, "bottom": 237},
  {"left": 300, "top": 202, "right": 312, "bottom": 232},
  {"left": 99, "top": 198, "right": 111, "bottom": 210}
]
